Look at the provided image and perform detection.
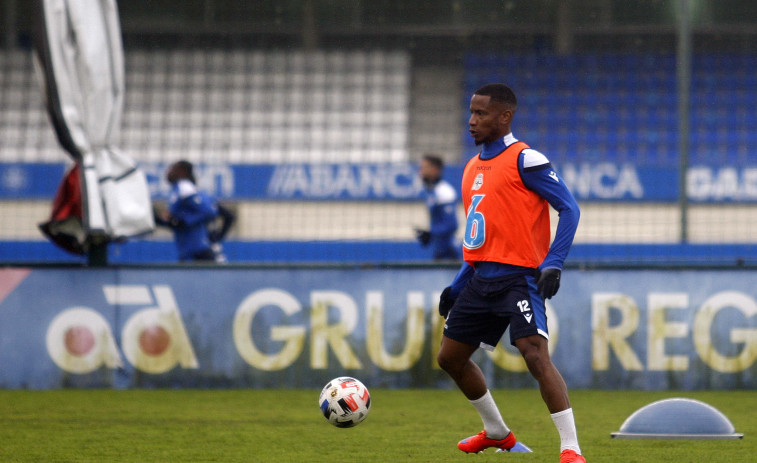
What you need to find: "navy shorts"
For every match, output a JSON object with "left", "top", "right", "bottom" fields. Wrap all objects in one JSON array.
[{"left": 443, "top": 272, "right": 548, "bottom": 351}]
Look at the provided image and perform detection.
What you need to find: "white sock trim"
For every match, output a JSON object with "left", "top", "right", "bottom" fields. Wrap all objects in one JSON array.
[
  {"left": 469, "top": 393, "right": 488, "bottom": 405},
  {"left": 470, "top": 390, "right": 509, "bottom": 440},
  {"left": 550, "top": 408, "right": 573, "bottom": 419},
  {"left": 550, "top": 408, "right": 581, "bottom": 454}
]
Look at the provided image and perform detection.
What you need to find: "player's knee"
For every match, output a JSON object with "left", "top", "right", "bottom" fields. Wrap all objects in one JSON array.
[
  {"left": 436, "top": 350, "right": 462, "bottom": 376},
  {"left": 436, "top": 350, "right": 452, "bottom": 372},
  {"left": 518, "top": 343, "right": 550, "bottom": 378},
  {"left": 522, "top": 350, "right": 545, "bottom": 375}
]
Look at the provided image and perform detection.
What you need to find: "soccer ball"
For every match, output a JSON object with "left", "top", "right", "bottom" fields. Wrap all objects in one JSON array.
[{"left": 318, "top": 376, "right": 371, "bottom": 428}]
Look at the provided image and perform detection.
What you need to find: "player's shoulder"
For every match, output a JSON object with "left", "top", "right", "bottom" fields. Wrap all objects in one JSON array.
[
  {"left": 434, "top": 180, "right": 457, "bottom": 203},
  {"left": 176, "top": 179, "right": 199, "bottom": 199},
  {"left": 519, "top": 147, "right": 551, "bottom": 169}
]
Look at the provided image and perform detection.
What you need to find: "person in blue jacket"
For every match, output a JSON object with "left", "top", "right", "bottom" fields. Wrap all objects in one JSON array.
[
  {"left": 155, "top": 160, "right": 234, "bottom": 262},
  {"left": 415, "top": 154, "right": 460, "bottom": 260}
]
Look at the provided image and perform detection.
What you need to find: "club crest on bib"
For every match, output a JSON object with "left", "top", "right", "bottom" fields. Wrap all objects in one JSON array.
[{"left": 472, "top": 173, "right": 484, "bottom": 190}]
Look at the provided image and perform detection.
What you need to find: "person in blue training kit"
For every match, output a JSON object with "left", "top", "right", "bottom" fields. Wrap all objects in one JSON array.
[
  {"left": 415, "top": 154, "right": 460, "bottom": 260},
  {"left": 436, "top": 84, "right": 586, "bottom": 462},
  {"left": 155, "top": 160, "right": 235, "bottom": 262}
]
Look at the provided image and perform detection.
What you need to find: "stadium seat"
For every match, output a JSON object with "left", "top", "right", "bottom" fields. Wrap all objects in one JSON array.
[
  {"left": 2, "top": 48, "right": 414, "bottom": 164},
  {"left": 462, "top": 51, "right": 756, "bottom": 168}
]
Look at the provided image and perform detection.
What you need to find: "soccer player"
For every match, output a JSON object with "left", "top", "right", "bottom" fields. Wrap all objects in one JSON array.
[
  {"left": 155, "top": 160, "right": 235, "bottom": 262},
  {"left": 436, "top": 83, "right": 585, "bottom": 462},
  {"left": 415, "top": 154, "right": 460, "bottom": 260}
]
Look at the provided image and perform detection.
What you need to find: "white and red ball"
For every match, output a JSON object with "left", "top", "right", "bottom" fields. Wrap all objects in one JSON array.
[{"left": 318, "top": 376, "right": 371, "bottom": 428}]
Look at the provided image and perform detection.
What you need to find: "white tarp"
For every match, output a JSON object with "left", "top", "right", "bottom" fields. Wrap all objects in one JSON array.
[{"left": 34, "top": 0, "right": 153, "bottom": 240}]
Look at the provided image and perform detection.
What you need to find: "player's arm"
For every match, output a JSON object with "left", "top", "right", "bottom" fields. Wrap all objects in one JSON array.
[
  {"left": 519, "top": 149, "right": 580, "bottom": 271},
  {"left": 519, "top": 149, "right": 580, "bottom": 298},
  {"left": 427, "top": 182, "right": 458, "bottom": 237},
  {"left": 438, "top": 262, "right": 474, "bottom": 316},
  {"left": 449, "top": 261, "right": 474, "bottom": 296},
  {"left": 169, "top": 193, "right": 218, "bottom": 227},
  {"left": 209, "top": 203, "right": 235, "bottom": 243},
  {"left": 429, "top": 202, "right": 458, "bottom": 236},
  {"left": 153, "top": 206, "right": 171, "bottom": 227}
]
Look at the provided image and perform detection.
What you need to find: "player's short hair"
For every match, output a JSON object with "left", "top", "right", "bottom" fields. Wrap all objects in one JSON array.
[
  {"left": 174, "top": 160, "right": 196, "bottom": 184},
  {"left": 422, "top": 153, "right": 444, "bottom": 169},
  {"left": 474, "top": 83, "right": 517, "bottom": 110}
]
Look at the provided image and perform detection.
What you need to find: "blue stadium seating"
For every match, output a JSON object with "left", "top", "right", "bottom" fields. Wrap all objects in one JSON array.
[{"left": 463, "top": 53, "right": 757, "bottom": 168}]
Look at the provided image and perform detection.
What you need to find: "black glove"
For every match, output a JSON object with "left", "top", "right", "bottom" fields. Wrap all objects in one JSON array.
[
  {"left": 152, "top": 209, "right": 168, "bottom": 227},
  {"left": 415, "top": 229, "right": 431, "bottom": 246},
  {"left": 537, "top": 268, "right": 561, "bottom": 299},
  {"left": 438, "top": 286, "right": 455, "bottom": 318},
  {"left": 208, "top": 229, "right": 222, "bottom": 243},
  {"left": 168, "top": 216, "right": 186, "bottom": 229}
]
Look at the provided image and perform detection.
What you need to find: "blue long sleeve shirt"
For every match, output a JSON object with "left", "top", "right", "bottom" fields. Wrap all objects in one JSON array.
[
  {"left": 424, "top": 179, "right": 460, "bottom": 259},
  {"left": 167, "top": 179, "right": 219, "bottom": 260},
  {"left": 449, "top": 133, "right": 580, "bottom": 295}
]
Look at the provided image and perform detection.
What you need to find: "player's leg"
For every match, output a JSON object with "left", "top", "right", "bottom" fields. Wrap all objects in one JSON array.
[
  {"left": 438, "top": 336, "right": 517, "bottom": 452},
  {"left": 438, "top": 274, "right": 522, "bottom": 453},
  {"left": 510, "top": 275, "right": 586, "bottom": 462},
  {"left": 436, "top": 335, "right": 485, "bottom": 399},
  {"left": 515, "top": 334, "right": 584, "bottom": 462},
  {"left": 515, "top": 334, "right": 569, "bottom": 411}
]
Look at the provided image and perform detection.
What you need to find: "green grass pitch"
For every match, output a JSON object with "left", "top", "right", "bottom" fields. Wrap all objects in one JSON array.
[{"left": 0, "top": 389, "right": 753, "bottom": 462}]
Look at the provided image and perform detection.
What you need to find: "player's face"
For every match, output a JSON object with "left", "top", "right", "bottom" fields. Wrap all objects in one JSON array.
[
  {"left": 166, "top": 163, "right": 182, "bottom": 184},
  {"left": 469, "top": 94, "right": 511, "bottom": 145},
  {"left": 419, "top": 159, "right": 440, "bottom": 184}
]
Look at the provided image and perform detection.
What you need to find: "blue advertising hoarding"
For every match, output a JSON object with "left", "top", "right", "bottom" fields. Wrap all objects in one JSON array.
[
  {"left": 2, "top": 161, "right": 756, "bottom": 202},
  {"left": 0, "top": 266, "right": 754, "bottom": 390}
]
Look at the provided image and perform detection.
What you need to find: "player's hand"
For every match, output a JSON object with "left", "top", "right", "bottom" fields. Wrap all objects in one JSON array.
[
  {"left": 438, "top": 286, "right": 455, "bottom": 318},
  {"left": 168, "top": 216, "right": 186, "bottom": 229},
  {"left": 537, "top": 268, "right": 561, "bottom": 299},
  {"left": 415, "top": 228, "right": 431, "bottom": 246}
]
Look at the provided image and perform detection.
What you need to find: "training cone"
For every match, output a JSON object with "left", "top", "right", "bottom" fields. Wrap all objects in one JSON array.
[{"left": 611, "top": 398, "right": 743, "bottom": 440}]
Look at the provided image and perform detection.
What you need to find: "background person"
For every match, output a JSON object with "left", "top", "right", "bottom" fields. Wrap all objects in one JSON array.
[
  {"left": 415, "top": 154, "right": 460, "bottom": 260},
  {"left": 154, "top": 160, "right": 235, "bottom": 262}
]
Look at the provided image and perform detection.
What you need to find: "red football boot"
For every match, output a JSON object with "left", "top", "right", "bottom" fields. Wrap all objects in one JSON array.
[{"left": 457, "top": 430, "right": 517, "bottom": 453}]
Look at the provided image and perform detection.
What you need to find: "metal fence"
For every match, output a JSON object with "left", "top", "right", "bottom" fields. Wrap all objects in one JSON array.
[{"left": 0, "top": 0, "right": 755, "bottom": 266}]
